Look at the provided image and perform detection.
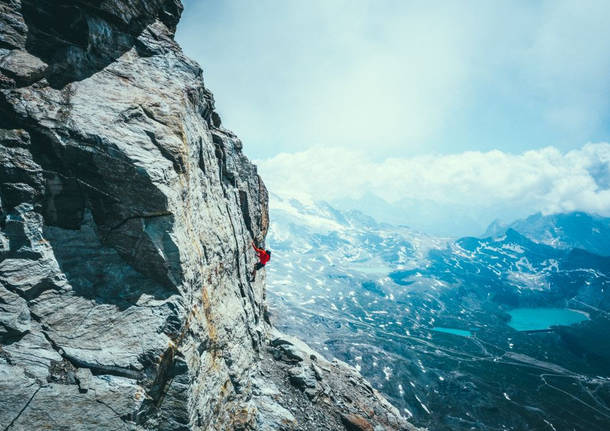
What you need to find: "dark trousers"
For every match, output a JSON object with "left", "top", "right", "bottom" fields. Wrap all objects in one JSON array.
[{"left": 251, "top": 262, "right": 265, "bottom": 281}]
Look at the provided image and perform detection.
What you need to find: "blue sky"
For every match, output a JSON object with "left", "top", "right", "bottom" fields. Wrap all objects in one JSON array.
[{"left": 176, "top": 0, "right": 610, "bottom": 234}]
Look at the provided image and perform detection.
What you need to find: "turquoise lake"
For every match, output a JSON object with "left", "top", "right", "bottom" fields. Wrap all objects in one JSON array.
[
  {"left": 507, "top": 307, "right": 589, "bottom": 331},
  {"left": 432, "top": 327, "right": 472, "bottom": 337}
]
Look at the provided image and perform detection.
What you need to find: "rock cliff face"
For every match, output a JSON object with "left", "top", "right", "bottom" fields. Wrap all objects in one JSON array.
[{"left": 0, "top": 1, "right": 417, "bottom": 430}]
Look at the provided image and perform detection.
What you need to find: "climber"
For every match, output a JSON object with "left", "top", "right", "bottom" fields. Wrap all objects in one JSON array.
[{"left": 250, "top": 241, "right": 271, "bottom": 282}]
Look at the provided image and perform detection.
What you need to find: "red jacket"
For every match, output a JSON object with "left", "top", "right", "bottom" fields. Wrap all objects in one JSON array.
[{"left": 252, "top": 244, "right": 270, "bottom": 265}]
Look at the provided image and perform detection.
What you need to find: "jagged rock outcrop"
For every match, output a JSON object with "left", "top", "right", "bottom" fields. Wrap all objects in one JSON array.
[{"left": 0, "top": 1, "right": 418, "bottom": 430}]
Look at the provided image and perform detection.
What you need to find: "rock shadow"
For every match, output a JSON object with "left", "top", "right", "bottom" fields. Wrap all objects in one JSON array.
[
  {"left": 20, "top": 0, "right": 182, "bottom": 88},
  {"left": 44, "top": 210, "right": 177, "bottom": 310}
]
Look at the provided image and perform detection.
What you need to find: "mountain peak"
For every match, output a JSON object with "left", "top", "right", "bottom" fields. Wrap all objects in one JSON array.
[{"left": 487, "top": 211, "right": 610, "bottom": 256}]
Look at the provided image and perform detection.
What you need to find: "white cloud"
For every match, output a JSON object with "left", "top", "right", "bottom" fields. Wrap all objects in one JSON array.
[
  {"left": 257, "top": 143, "right": 610, "bottom": 222},
  {"left": 178, "top": 0, "right": 610, "bottom": 158}
]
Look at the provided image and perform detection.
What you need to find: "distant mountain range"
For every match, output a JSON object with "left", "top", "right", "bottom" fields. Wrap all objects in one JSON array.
[
  {"left": 331, "top": 191, "right": 528, "bottom": 237},
  {"left": 484, "top": 211, "right": 610, "bottom": 256},
  {"left": 266, "top": 194, "right": 610, "bottom": 431}
]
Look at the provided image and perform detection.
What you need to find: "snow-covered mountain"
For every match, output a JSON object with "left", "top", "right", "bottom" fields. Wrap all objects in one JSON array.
[
  {"left": 485, "top": 211, "right": 610, "bottom": 256},
  {"left": 265, "top": 195, "right": 610, "bottom": 431},
  {"left": 268, "top": 193, "right": 445, "bottom": 274}
]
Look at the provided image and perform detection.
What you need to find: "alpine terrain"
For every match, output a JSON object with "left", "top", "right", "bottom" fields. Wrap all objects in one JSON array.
[{"left": 266, "top": 194, "right": 610, "bottom": 431}]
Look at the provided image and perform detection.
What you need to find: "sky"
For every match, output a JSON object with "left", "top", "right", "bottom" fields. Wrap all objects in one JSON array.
[{"left": 176, "top": 0, "right": 610, "bottom": 235}]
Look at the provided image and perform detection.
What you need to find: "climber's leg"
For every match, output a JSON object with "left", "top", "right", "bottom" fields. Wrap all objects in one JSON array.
[{"left": 250, "top": 262, "right": 264, "bottom": 282}]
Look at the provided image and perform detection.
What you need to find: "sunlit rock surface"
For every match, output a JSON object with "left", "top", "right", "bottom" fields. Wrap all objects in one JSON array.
[{"left": 0, "top": 1, "right": 416, "bottom": 430}]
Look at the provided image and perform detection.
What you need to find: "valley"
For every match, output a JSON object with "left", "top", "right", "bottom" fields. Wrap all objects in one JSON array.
[{"left": 266, "top": 195, "right": 610, "bottom": 430}]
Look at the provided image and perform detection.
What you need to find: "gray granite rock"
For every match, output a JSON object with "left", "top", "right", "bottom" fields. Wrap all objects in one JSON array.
[
  {"left": 0, "top": 283, "right": 30, "bottom": 340},
  {"left": 0, "top": 49, "right": 47, "bottom": 87},
  {"left": 0, "top": 1, "right": 419, "bottom": 430}
]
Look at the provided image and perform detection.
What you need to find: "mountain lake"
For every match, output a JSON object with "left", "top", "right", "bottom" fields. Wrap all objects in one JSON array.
[
  {"left": 432, "top": 327, "right": 473, "bottom": 337},
  {"left": 507, "top": 307, "right": 589, "bottom": 331}
]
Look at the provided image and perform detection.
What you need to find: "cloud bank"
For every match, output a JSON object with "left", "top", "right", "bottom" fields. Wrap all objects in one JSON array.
[
  {"left": 257, "top": 144, "right": 610, "bottom": 232},
  {"left": 178, "top": 0, "right": 610, "bottom": 159}
]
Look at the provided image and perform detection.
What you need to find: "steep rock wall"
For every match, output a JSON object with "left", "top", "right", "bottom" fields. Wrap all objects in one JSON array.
[{"left": 0, "top": 1, "right": 417, "bottom": 430}]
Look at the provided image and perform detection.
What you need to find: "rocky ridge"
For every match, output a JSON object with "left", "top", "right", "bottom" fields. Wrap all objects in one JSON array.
[{"left": 0, "top": 1, "right": 418, "bottom": 430}]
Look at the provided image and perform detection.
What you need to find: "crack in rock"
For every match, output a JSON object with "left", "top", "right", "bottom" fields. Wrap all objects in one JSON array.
[{"left": 4, "top": 385, "right": 42, "bottom": 431}]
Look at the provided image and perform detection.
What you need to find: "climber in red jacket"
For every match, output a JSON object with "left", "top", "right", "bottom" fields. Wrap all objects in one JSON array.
[{"left": 250, "top": 241, "right": 271, "bottom": 282}]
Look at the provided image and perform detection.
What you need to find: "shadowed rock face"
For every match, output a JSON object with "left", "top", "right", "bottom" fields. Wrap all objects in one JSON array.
[{"left": 0, "top": 1, "right": 416, "bottom": 430}]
